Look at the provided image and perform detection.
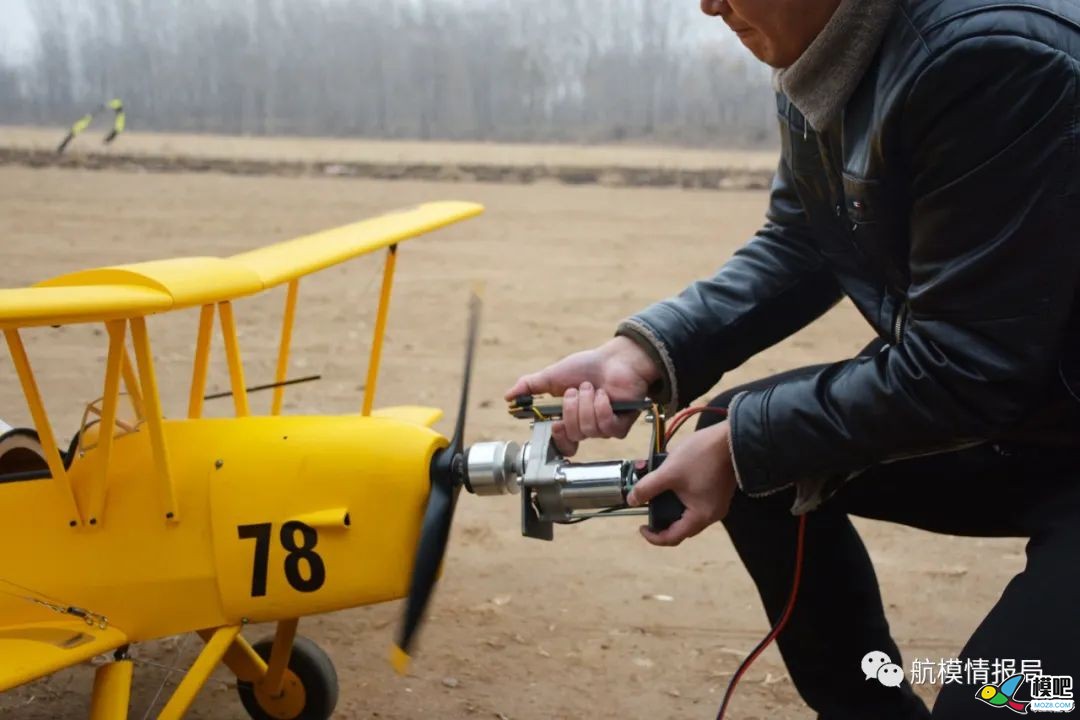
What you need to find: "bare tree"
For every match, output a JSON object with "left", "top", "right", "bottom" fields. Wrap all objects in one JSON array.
[{"left": 0, "top": 0, "right": 776, "bottom": 148}]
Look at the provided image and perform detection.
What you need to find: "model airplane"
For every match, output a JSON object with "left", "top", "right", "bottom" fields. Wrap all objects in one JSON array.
[{"left": 0, "top": 202, "right": 487, "bottom": 719}]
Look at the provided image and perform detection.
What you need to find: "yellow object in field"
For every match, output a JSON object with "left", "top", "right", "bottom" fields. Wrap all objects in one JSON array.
[
  {"left": 0, "top": 201, "right": 483, "bottom": 720},
  {"left": 57, "top": 99, "right": 126, "bottom": 154}
]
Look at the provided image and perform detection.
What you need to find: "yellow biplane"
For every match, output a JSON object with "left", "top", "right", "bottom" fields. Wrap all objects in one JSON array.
[{"left": 0, "top": 201, "right": 484, "bottom": 719}]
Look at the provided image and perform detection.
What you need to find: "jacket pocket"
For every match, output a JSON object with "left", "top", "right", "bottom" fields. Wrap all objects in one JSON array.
[{"left": 842, "top": 174, "right": 910, "bottom": 292}]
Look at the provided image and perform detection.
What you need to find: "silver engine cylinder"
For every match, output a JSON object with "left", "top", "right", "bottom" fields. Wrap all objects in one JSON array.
[
  {"left": 555, "top": 461, "right": 633, "bottom": 511},
  {"left": 465, "top": 438, "right": 633, "bottom": 520},
  {"left": 464, "top": 418, "right": 660, "bottom": 539},
  {"left": 465, "top": 441, "right": 523, "bottom": 496}
]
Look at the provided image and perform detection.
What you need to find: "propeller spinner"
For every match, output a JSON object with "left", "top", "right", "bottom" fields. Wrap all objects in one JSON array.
[{"left": 391, "top": 292, "right": 481, "bottom": 674}]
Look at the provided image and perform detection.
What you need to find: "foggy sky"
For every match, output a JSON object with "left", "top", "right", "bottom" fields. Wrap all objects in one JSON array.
[
  {"left": 0, "top": 0, "right": 743, "bottom": 61},
  {"left": 0, "top": 0, "right": 774, "bottom": 148},
  {"left": 0, "top": 0, "right": 34, "bottom": 60}
]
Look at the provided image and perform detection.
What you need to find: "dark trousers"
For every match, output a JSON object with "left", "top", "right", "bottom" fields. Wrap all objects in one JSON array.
[{"left": 701, "top": 363, "right": 1080, "bottom": 719}]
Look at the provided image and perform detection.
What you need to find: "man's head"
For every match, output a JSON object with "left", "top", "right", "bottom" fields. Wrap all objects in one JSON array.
[{"left": 700, "top": 0, "right": 843, "bottom": 68}]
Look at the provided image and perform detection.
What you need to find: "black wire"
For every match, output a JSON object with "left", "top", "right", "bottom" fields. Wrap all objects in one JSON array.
[
  {"left": 564, "top": 505, "right": 623, "bottom": 524},
  {"left": 203, "top": 373, "right": 322, "bottom": 400}
]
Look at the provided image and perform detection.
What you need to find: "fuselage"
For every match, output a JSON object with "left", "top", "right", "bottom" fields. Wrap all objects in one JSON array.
[{"left": 0, "top": 415, "right": 442, "bottom": 643}]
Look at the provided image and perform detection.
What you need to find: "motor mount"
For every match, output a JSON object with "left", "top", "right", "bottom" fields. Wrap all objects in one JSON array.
[{"left": 464, "top": 396, "right": 683, "bottom": 540}]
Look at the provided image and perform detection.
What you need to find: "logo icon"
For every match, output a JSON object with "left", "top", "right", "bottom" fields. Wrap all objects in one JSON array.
[
  {"left": 862, "top": 651, "right": 906, "bottom": 688},
  {"left": 1029, "top": 674, "right": 1075, "bottom": 714},
  {"left": 977, "top": 673, "right": 1029, "bottom": 714}
]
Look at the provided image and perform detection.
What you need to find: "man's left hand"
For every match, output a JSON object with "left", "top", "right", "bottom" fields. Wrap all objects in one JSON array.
[{"left": 627, "top": 421, "right": 738, "bottom": 547}]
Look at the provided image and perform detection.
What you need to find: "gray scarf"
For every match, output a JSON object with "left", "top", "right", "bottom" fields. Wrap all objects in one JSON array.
[{"left": 773, "top": 0, "right": 899, "bottom": 131}]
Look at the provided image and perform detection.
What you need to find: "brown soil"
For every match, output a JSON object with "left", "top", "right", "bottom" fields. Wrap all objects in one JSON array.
[
  {"left": 0, "top": 163, "right": 1025, "bottom": 719},
  {"left": 0, "top": 128, "right": 777, "bottom": 191}
]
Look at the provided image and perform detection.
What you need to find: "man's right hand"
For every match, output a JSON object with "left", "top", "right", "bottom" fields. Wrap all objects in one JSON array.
[{"left": 504, "top": 336, "right": 661, "bottom": 456}]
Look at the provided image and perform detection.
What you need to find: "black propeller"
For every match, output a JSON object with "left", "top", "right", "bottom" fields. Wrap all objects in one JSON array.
[{"left": 391, "top": 292, "right": 481, "bottom": 674}]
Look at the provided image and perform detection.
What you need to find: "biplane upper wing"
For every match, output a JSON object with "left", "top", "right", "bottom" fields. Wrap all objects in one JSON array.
[
  {"left": 230, "top": 201, "right": 483, "bottom": 288},
  {"left": 0, "top": 285, "right": 173, "bottom": 329},
  {"left": 0, "top": 620, "right": 128, "bottom": 692},
  {"left": 0, "top": 201, "right": 483, "bottom": 328}
]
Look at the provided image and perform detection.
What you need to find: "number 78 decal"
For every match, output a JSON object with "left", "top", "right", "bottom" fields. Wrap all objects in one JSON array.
[{"left": 238, "top": 522, "right": 327, "bottom": 597}]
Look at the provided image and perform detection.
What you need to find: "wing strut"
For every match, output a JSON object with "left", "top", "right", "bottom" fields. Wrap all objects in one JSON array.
[
  {"left": 3, "top": 329, "right": 82, "bottom": 527},
  {"left": 130, "top": 317, "right": 179, "bottom": 523},
  {"left": 362, "top": 244, "right": 398, "bottom": 416},
  {"left": 271, "top": 279, "right": 300, "bottom": 415}
]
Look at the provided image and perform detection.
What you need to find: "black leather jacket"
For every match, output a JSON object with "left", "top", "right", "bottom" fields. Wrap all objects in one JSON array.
[{"left": 623, "top": 0, "right": 1080, "bottom": 500}]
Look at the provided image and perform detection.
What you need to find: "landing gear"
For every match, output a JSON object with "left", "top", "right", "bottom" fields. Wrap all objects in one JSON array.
[{"left": 237, "top": 636, "right": 339, "bottom": 720}]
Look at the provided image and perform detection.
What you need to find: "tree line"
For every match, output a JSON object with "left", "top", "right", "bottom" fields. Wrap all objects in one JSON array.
[{"left": 0, "top": 0, "right": 778, "bottom": 148}]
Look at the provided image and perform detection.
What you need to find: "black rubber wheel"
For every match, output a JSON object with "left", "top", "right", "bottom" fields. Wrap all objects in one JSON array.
[{"left": 237, "top": 635, "right": 339, "bottom": 720}]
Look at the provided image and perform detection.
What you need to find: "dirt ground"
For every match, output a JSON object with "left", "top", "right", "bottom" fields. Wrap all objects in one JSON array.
[
  {"left": 0, "top": 163, "right": 1027, "bottom": 719},
  {"left": 0, "top": 127, "right": 777, "bottom": 173}
]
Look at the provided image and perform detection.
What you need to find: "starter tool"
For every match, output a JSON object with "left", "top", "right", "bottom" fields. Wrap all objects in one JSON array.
[{"left": 463, "top": 394, "right": 686, "bottom": 539}]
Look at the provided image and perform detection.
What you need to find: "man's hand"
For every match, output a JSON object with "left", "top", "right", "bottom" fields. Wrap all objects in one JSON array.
[
  {"left": 627, "top": 421, "right": 737, "bottom": 546},
  {"left": 504, "top": 336, "right": 660, "bottom": 456}
]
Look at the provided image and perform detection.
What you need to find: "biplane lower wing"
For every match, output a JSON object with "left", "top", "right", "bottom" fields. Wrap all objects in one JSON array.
[
  {"left": 371, "top": 406, "right": 444, "bottom": 428},
  {"left": 0, "top": 621, "right": 128, "bottom": 692}
]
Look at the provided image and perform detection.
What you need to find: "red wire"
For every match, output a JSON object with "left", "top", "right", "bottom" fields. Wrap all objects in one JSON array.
[
  {"left": 663, "top": 406, "right": 729, "bottom": 444},
  {"left": 716, "top": 513, "right": 806, "bottom": 719},
  {"left": 660, "top": 404, "right": 808, "bottom": 720}
]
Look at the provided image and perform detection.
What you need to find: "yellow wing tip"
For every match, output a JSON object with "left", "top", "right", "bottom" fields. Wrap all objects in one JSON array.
[{"left": 389, "top": 645, "right": 411, "bottom": 676}]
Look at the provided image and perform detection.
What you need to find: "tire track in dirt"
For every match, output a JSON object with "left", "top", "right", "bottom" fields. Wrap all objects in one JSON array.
[{"left": 0, "top": 146, "right": 774, "bottom": 191}]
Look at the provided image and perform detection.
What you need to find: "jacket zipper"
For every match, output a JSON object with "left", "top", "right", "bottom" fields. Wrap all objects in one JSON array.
[{"left": 893, "top": 303, "right": 908, "bottom": 345}]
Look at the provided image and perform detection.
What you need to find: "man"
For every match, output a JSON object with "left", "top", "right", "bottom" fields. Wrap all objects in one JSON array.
[{"left": 506, "top": 1, "right": 1080, "bottom": 717}]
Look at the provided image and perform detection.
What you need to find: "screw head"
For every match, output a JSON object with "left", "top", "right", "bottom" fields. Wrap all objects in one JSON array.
[{"left": 214, "top": 459, "right": 224, "bottom": 469}]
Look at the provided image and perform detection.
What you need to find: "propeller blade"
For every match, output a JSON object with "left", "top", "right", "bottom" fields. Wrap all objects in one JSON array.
[
  {"left": 391, "top": 473, "right": 459, "bottom": 673},
  {"left": 390, "top": 291, "right": 482, "bottom": 674},
  {"left": 448, "top": 291, "right": 482, "bottom": 454}
]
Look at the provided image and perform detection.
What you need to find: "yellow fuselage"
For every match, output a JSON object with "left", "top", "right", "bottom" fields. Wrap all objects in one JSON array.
[{"left": 0, "top": 416, "right": 442, "bottom": 644}]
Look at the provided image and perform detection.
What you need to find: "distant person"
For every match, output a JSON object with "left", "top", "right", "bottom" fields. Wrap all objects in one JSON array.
[{"left": 507, "top": 0, "right": 1080, "bottom": 717}]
